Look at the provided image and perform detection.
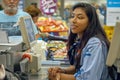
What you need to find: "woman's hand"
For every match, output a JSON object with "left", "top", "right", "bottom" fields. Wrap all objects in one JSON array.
[
  {"left": 48, "top": 67, "right": 59, "bottom": 77},
  {"left": 48, "top": 67, "right": 65, "bottom": 77},
  {"left": 48, "top": 72, "right": 61, "bottom": 80},
  {"left": 48, "top": 67, "right": 65, "bottom": 78},
  {"left": 48, "top": 66, "right": 76, "bottom": 80}
]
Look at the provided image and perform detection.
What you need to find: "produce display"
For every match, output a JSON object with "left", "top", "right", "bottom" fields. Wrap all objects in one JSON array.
[
  {"left": 53, "top": 47, "right": 67, "bottom": 60},
  {"left": 47, "top": 41, "right": 68, "bottom": 60},
  {"left": 36, "top": 17, "right": 69, "bottom": 60},
  {"left": 47, "top": 41, "right": 66, "bottom": 49},
  {"left": 36, "top": 17, "right": 69, "bottom": 32}
]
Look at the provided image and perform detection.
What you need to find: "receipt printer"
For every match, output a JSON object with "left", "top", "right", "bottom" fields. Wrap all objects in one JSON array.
[{"left": 20, "top": 53, "right": 41, "bottom": 73}]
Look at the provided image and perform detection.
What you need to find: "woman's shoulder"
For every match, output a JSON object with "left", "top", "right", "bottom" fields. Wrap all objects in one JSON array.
[
  {"left": 83, "top": 37, "right": 104, "bottom": 53},
  {"left": 84, "top": 37, "right": 108, "bottom": 52},
  {"left": 83, "top": 37, "right": 105, "bottom": 50},
  {"left": 87, "top": 37, "right": 102, "bottom": 45}
]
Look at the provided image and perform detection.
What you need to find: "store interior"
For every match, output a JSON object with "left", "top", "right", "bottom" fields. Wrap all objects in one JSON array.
[{"left": 0, "top": 0, "right": 120, "bottom": 80}]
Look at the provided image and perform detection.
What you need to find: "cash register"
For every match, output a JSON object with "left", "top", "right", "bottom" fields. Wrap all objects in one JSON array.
[{"left": 19, "top": 16, "right": 47, "bottom": 73}]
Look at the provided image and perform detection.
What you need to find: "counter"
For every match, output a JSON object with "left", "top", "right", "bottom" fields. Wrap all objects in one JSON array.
[{"left": 28, "top": 64, "right": 69, "bottom": 80}]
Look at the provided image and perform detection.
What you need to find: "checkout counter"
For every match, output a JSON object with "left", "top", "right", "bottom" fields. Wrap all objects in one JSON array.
[
  {"left": 0, "top": 38, "right": 69, "bottom": 80},
  {"left": 28, "top": 63, "right": 68, "bottom": 80},
  {"left": 21, "top": 40, "right": 69, "bottom": 80},
  {"left": 0, "top": 15, "right": 69, "bottom": 80}
]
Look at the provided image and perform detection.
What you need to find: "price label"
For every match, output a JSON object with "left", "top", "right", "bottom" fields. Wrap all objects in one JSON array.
[{"left": 40, "top": 0, "right": 57, "bottom": 15}]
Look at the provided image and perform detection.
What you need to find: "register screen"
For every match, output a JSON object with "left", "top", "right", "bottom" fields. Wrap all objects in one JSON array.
[{"left": 24, "top": 18, "right": 35, "bottom": 43}]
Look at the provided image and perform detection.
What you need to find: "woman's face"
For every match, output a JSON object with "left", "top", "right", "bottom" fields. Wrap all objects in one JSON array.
[
  {"left": 70, "top": 8, "right": 89, "bottom": 37},
  {"left": 33, "top": 16, "right": 39, "bottom": 23}
]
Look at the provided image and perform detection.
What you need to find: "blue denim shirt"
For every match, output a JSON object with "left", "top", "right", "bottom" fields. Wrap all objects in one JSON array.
[{"left": 68, "top": 37, "right": 110, "bottom": 80}]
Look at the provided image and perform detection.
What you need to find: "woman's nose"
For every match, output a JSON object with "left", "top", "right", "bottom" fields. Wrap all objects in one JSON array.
[{"left": 72, "top": 17, "right": 77, "bottom": 23}]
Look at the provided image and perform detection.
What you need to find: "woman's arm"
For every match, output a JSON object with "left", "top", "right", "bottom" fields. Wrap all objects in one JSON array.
[
  {"left": 60, "top": 73, "right": 76, "bottom": 80},
  {"left": 55, "top": 73, "right": 76, "bottom": 80},
  {"left": 63, "top": 65, "right": 76, "bottom": 74},
  {"left": 48, "top": 65, "right": 75, "bottom": 77},
  {"left": 75, "top": 37, "right": 108, "bottom": 80},
  {"left": 49, "top": 72, "right": 76, "bottom": 80}
]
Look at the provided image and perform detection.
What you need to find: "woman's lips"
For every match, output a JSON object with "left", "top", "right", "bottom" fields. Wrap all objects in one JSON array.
[{"left": 71, "top": 25, "right": 77, "bottom": 29}]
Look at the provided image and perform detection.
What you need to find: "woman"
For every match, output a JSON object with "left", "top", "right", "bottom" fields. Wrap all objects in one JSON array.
[
  {"left": 25, "top": 5, "right": 41, "bottom": 23},
  {"left": 48, "top": 2, "right": 111, "bottom": 80}
]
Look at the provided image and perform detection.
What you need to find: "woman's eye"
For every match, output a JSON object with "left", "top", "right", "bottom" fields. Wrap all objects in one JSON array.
[{"left": 78, "top": 16, "right": 84, "bottom": 19}]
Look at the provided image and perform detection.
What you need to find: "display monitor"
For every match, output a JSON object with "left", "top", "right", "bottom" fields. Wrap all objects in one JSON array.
[
  {"left": 106, "top": 21, "right": 120, "bottom": 66},
  {"left": 19, "top": 16, "right": 36, "bottom": 50},
  {"left": 0, "top": 30, "right": 9, "bottom": 43}
]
